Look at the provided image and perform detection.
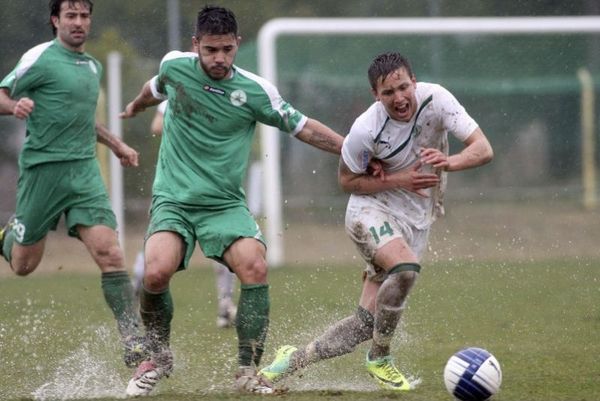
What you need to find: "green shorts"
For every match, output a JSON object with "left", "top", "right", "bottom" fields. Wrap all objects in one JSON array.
[
  {"left": 14, "top": 158, "right": 116, "bottom": 245},
  {"left": 146, "top": 195, "right": 265, "bottom": 270}
]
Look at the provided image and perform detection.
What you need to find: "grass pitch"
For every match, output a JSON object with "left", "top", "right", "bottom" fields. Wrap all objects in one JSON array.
[{"left": 0, "top": 259, "right": 598, "bottom": 401}]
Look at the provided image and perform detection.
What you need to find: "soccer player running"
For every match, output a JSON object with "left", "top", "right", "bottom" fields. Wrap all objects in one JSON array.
[
  {"left": 0, "top": 0, "right": 144, "bottom": 367},
  {"left": 131, "top": 100, "right": 238, "bottom": 329},
  {"left": 260, "top": 52, "right": 494, "bottom": 390},
  {"left": 119, "top": 5, "right": 350, "bottom": 396}
]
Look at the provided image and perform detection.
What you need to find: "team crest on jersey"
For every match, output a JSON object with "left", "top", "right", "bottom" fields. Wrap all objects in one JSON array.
[
  {"left": 414, "top": 124, "right": 422, "bottom": 137},
  {"left": 203, "top": 85, "right": 225, "bottom": 96},
  {"left": 230, "top": 89, "right": 247, "bottom": 106}
]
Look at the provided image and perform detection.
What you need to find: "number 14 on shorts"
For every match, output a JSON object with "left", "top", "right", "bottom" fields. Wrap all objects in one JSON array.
[{"left": 369, "top": 221, "right": 394, "bottom": 244}]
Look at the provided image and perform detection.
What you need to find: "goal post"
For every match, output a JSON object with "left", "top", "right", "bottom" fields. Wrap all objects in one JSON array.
[
  {"left": 257, "top": 16, "right": 600, "bottom": 267},
  {"left": 107, "top": 51, "right": 125, "bottom": 250}
]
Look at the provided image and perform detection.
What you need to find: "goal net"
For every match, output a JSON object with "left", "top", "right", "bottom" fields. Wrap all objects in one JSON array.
[{"left": 256, "top": 17, "right": 600, "bottom": 265}]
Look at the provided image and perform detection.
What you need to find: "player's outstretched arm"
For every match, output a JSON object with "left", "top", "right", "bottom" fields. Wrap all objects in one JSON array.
[
  {"left": 0, "top": 88, "right": 34, "bottom": 119},
  {"left": 95, "top": 122, "right": 139, "bottom": 167},
  {"left": 338, "top": 158, "right": 439, "bottom": 197},
  {"left": 420, "top": 127, "right": 493, "bottom": 172},
  {"left": 295, "top": 118, "right": 344, "bottom": 155},
  {"left": 120, "top": 80, "right": 162, "bottom": 119}
]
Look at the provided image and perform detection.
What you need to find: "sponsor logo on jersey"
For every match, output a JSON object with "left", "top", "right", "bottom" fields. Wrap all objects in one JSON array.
[
  {"left": 203, "top": 85, "right": 225, "bottom": 96},
  {"left": 75, "top": 59, "right": 98, "bottom": 74},
  {"left": 230, "top": 89, "right": 247, "bottom": 106}
]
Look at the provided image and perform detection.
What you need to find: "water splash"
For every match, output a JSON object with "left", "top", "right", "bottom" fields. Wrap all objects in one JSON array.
[{"left": 31, "top": 326, "right": 126, "bottom": 401}]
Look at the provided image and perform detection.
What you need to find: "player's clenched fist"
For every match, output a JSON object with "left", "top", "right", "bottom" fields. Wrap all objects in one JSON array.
[
  {"left": 13, "top": 97, "right": 35, "bottom": 119},
  {"left": 119, "top": 101, "right": 141, "bottom": 119}
]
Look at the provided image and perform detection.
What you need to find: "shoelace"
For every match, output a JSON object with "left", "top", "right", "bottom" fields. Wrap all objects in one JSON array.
[{"left": 377, "top": 360, "right": 402, "bottom": 380}]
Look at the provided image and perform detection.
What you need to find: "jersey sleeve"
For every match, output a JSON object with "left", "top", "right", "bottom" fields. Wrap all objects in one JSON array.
[
  {"left": 150, "top": 51, "right": 186, "bottom": 101},
  {"left": 0, "top": 46, "right": 48, "bottom": 97},
  {"left": 341, "top": 117, "right": 375, "bottom": 174},
  {"left": 257, "top": 94, "right": 307, "bottom": 135},
  {"left": 236, "top": 68, "right": 307, "bottom": 134},
  {"left": 435, "top": 86, "right": 478, "bottom": 142},
  {"left": 149, "top": 75, "right": 168, "bottom": 101},
  {"left": 157, "top": 100, "right": 167, "bottom": 114}
]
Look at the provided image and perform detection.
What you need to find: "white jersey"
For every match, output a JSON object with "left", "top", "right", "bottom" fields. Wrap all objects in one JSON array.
[{"left": 342, "top": 82, "right": 478, "bottom": 229}]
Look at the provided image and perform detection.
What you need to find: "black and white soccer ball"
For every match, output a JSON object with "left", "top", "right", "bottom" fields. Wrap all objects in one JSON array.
[{"left": 443, "top": 347, "right": 502, "bottom": 401}]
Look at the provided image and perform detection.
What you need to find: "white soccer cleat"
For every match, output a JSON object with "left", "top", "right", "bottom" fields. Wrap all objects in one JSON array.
[
  {"left": 235, "top": 366, "right": 275, "bottom": 394},
  {"left": 126, "top": 360, "right": 161, "bottom": 397},
  {"left": 126, "top": 350, "right": 173, "bottom": 397}
]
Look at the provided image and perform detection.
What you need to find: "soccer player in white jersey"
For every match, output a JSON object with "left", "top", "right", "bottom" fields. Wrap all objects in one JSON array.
[
  {"left": 120, "top": 5, "right": 348, "bottom": 396},
  {"left": 261, "top": 52, "right": 493, "bottom": 390}
]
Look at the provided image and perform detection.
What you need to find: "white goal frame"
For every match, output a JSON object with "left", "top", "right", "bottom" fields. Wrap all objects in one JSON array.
[{"left": 257, "top": 16, "right": 600, "bottom": 267}]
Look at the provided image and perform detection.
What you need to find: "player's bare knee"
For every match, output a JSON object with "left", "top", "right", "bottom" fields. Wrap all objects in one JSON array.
[
  {"left": 92, "top": 244, "right": 124, "bottom": 270},
  {"left": 240, "top": 258, "right": 268, "bottom": 283},
  {"left": 143, "top": 260, "right": 172, "bottom": 290},
  {"left": 10, "top": 254, "right": 41, "bottom": 276},
  {"left": 11, "top": 262, "right": 37, "bottom": 276}
]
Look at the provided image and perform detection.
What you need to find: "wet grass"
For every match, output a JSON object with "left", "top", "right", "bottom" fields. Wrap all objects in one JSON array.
[{"left": 1, "top": 259, "right": 598, "bottom": 401}]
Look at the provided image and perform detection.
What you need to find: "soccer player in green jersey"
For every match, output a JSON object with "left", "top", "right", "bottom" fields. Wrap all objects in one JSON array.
[
  {"left": 120, "top": 5, "right": 345, "bottom": 396},
  {"left": 0, "top": 0, "right": 144, "bottom": 368},
  {"left": 131, "top": 100, "right": 238, "bottom": 329}
]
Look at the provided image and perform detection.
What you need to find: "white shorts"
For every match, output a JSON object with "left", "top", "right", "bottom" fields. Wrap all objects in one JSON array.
[{"left": 345, "top": 201, "right": 430, "bottom": 282}]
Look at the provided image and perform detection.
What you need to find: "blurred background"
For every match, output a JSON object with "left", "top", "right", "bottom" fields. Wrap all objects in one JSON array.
[{"left": 1, "top": 0, "right": 600, "bottom": 269}]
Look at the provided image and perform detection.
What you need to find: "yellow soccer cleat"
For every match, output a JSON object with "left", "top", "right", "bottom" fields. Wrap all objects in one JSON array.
[
  {"left": 259, "top": 345, "right": 298, "bottom": 382},
  {"left": 365, "top": 354, "right": 411, "bottom": 391}
]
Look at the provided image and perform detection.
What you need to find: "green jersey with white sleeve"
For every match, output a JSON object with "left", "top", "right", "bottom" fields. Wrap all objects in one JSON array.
[
  {"left": 150, "top": 51, "right": 307, "bottom": 208},
  {"left": 0, "top": 39, "right": 102, "bottom": 168}
]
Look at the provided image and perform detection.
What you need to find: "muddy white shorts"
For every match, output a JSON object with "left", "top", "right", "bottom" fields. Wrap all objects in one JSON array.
[{"left": 345, "top": 201, "right": 430, "bottom": 282}]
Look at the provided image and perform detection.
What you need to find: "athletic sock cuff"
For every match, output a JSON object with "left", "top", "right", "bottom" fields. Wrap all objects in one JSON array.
[
  {"left": 240, "top": 283, "right": 269, "bottom": 290},
  {"left": 141, "top": 285, "right": 170, "bottom": 296},
  {"left": 356, "top": 305, "right": 375, "bottom": 328},
  {"left": 388, "top": 262, "right": 421, "bottom": 275},
  {"left": 101, "top": 270, "right": 129, "bottom": 278}
]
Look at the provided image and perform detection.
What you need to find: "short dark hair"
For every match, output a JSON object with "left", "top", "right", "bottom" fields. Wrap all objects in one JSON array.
[
  {"left": 196, "top": 5, "right": 238, "bottom": 38},
  {"left": 368, "top": 52, "right": 414, "bottom": 90},
  {"left": 49, "top": 0, "right": 94, "bottom": 35}
]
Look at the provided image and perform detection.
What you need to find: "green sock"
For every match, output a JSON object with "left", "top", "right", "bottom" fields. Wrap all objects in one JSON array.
[
  {"left": 236, "top": 284, "right": 270, "bottom": 367},
  {"left": 140, "top": 286, "right": 174, "bottom": 352},
  {"left": 101, "top": 271, "right": 140, "bottom": 339}
]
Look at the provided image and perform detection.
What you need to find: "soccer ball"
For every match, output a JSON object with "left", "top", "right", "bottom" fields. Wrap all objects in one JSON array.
[{"left": 443, "top": 347, "right": 502, "bottom": 401}]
